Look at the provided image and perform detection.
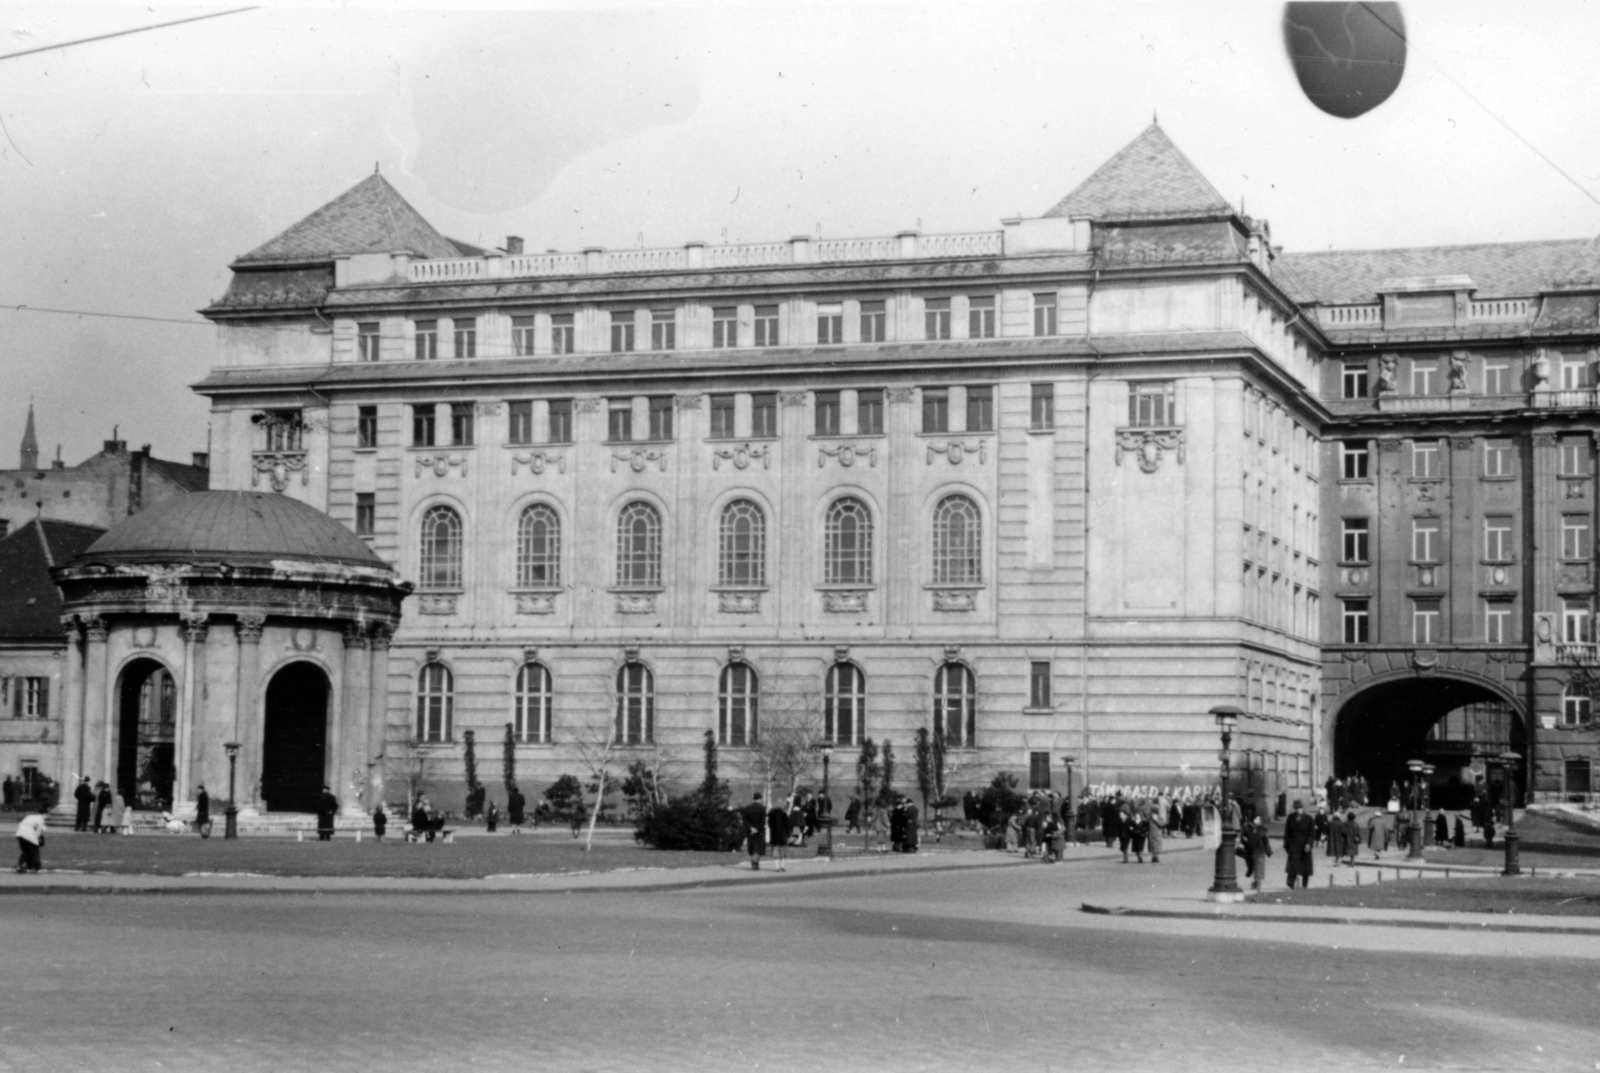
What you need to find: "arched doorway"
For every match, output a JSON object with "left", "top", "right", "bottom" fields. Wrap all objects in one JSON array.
[
  {"left": 261, "top": 662, "right": 330, "bottom": 813},
  {"left": 116, "top": 658, "right": 177, "bottom": 810},
  {"left": 1332, "top": 674, "right": 1527, "bottom": 809}
]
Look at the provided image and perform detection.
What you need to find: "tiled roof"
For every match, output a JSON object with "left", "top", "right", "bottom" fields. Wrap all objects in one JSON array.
[
  {"left": 143, "top": 457, "right": 210, "bottom": 494},
  {"left": 1555, "top": 234, "right": 1600, "bottom": 288},
  {"left": 0, "top": 519, "right": 104, "bottom": 640},
  {"left": 235, "top": 174, "right": 466, "bottom": 266},
  {"left": 80, "top": 491, "right": 382, "bottom": 568},
  {"left": 1277, "top": 240, "right": 1589, "bottom": 305},
  {"left": 1043, "top": 124, "right": 1233, "bottom": 222}
]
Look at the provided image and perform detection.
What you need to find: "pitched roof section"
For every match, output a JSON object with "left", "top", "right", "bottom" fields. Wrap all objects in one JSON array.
[
  {"left": 1555, "top": 233, "right": 1600, "bottom": 289},
  {"left": 81, "top": 491, "right": 383, "bottom": 568},
  {"left": 1277, "top": 240, "right": 1589, "bottom": 305},
  {"left": 1044, "top": 124, "right": 1233, "bottom": 222},
  {"left": 235, "top": 173, "right": 465, "bottom": 266},
  {"left": 0, "top": 519, "right": 104, "bottom": 640}
]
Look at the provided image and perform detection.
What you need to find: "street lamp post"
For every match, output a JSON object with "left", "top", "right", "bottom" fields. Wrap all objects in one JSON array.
[
  {"left": 1207, "top": 705, "right": 1245, "bottom": 902},
  {"left": 1406, "top": 758, "right": 1425, "bottom": 860},
  {"left": 1499, "top": 750, "right": 1521, "bottom": 876},
  {"left": 1061, "top": 755, "right": 1076, "bottom": 847},
  {"left": 223, "top": 741, "right": 242, "bottom": 840},
  {"left": 817, "top": 744, "right": 834, "bottom": 858},
  {"left": 1421, "top": 763, "right": 1436, "bottom": 846}
]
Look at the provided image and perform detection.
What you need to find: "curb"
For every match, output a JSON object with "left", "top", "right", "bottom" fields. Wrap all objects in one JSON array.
[{"left": 1078, "top": 902, "right": 1600, "bottom": 937}]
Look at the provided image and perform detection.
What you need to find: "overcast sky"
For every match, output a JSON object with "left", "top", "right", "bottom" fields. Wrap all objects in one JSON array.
[{"left": 3, "top": 0, "right": 1599, "bottom": 465}]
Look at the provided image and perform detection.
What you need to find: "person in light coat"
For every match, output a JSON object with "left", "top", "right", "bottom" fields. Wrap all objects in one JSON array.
[{"left": 15, "top": 811, "right": 46, "bottom": 872}]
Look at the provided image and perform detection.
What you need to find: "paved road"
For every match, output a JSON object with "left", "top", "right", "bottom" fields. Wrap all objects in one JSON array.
[{"left": 2, "top": 848, "right": 1596, "bottom": 1072}]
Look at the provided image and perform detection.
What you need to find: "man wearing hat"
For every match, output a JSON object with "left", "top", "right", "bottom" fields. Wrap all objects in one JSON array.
[
  {"left": 1283, "top": 798, "right": 1316, "bottom": 889},
  {"left": 740, "top": 792, "right": 768, "bottom": 870}
]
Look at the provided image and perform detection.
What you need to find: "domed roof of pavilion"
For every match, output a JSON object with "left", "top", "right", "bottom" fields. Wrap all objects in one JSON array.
[{"left": 80, "top": 491, "right": 383, "bottom": 568}]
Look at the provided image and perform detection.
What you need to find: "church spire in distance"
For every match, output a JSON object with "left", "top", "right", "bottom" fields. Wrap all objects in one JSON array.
[{"left": 19, "top": 402, "right": 38, "bottom": 470}]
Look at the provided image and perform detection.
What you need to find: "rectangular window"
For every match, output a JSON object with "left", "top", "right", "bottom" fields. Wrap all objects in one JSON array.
[
  {"left": 1028, "top": 751, "right": 1052, "bottom": 792},
  {"left": 550, "top": 314, "right": 575, "bottom": 355},
  {"left": 1484, "top": 440, "right": 1511, "bottom": 477},
  {"left": 1129, "top": 382, "right": 1174, "bottom": 427},
  {"left": 1412, "top": 441, "right": 1440, "bottom": 479},
  {"left": 966, "top": 385, "right": 994, "bottom": 432},
  {"left": 1030, "top": 383, "right": 1054, "bottom": 430},
  {"left": 1341, "top": 441, "right": 1370, "bottom": 480},
  {"left": 713, "top": 307, "right": 738, "bottom": 349},
  {"left": 751, "top": 393, "right": 777, "bottom": 438},
  {"left": 1485, "top": 517, "right": 1512, "bottom": 562},
  {"left": 1411, "top": 361, "right": 1436, "bottom": 395},
  {"left": 922, "top": 388, "right": 949, "bottom": 433},
  {"left": 816, "top": 303, "right": 843, "bottom": 345},
  {"left": 1484, "top": 362, "right": 1508, "bottom": 395},
  {"left": 508, "top": 401, "right": 533, "bottom": 445},
  {"left": 1565, "top": 599, "right": 1592, "bottom": 644},
  {"left": 357, "top": 321, "right": 380, "bottom": 362},
  {"left": 1566, "top": 757, "right": 1593, "bottom": 787},
  {"left": 1341, "top": 518, "right": 1369, "bottom": 563},
  {"left": 1561, "top": 439, "right": 1589, "bottom": 477},
  {"left": 355, "top": 493, "right": 375, "bottom": 537},
  {"left": 1562, "top": 514, "right": 1591, "bottom": 560},
  {"left": 610, "top": 312, "right": 635, "bottom": 353},
  {"left": 10, "top": 677, "right": 48, "bottom": 719},
  {"left": 968, "top": 296, "right": 995, "bottom": 339},
  {"left": 1562, "top": 359, "right": 1587, "bottom": 390},
  {"left": 547, "top": 399, "right": 573, "bottom": 444},
  {"left": 260, "top": 410, "right": 304, "bottom": 452},
  {"left": 511, "top": 315, "right": 536, "bottom": 357},
  {"left": 1484, "top": 600, "right": 1510, "bottom": 644},
  {"left": 608, "top": 401, "right": 632, "bottom": 443},
  {"left": 753, "top": 305, "right": 779, "bottom": 347},
  {"left": 710, "top": 394, "right": 736, "bottom": 439},
  {"left": 857, "top": 389, "right": 884, "bottom": 435},
  {"left": 453, "top": 317, "right": 477, "bottom": 359},
  {"left": 924, "top": 298, "right": 951, "bottom": 340},
  {"left": 651, "top": 309, "right": 676, "bottom": 351},
  {"left": 357, "top": 405, "right": 378, "bottom": 449},
  {"left": 1342, "top": 362, "right": 1368, "bottom": 399},
  {"left": 1033, "top": 293, "right": 1057, "bottom": 336},
  {"left": 1412, "top": 519, "right": 1439, "bottom": 562},
  {"left": 1342, "top": 599, "right": 1370, "bottom": 644},
  {"left": 1412, "top": 598, "right": 1441, "bottom": 644},
  {"left": 450, "top": 402, "right": 475, "bottom": 447},
  {"left": 1029, "top": 662, "right": 1052, "bottom": 709},
  {"left": 648, "top": 396, "right": 674, "bottom": 441},
  {"left": 411, "top": 404, "right": 436, "bottom": 447},
  {"left": 815, "top": 390, "right": 841, "bottom": 436},
  {"left": 414, "top": 320, "right": 438, "bottom": 361},
  {"left": 860, "top": 300, "right": 886, "bottom": 343}
]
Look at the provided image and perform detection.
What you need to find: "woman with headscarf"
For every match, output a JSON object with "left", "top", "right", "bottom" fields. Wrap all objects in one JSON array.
[{"left": 767, "top": 797, "right": 792, "bottom": 873}]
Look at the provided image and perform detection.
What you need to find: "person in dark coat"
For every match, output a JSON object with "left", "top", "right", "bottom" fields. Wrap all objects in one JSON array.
[
  {"left": 195, "top": 785, "right": 211, "bottom": 837},
  {"left": 73, "top": 777, "right": 93, "bottom": 832},
  {"left": 1283, "top": 799, "right": 1316, "bottom": 888},
  {"left": 740, "top": 792, "right": 768, "bottom": 870},
  {"left": 1242, "top": 815, "right": 1272, "bottom": 891},
  {"left": 1452, "top": 814, "right": 1466, "bottom": 848},
  {"left": 1434, "top": 810, "right": 1448, "bottom": 846},
  {"left": 889, "top": 799, "right": 906, "bottom": 852},
  {"left": 411, "top": 798, "right": 432, "bottom": 842},
  {"left": 1315, "top": 806, "right": 1332, "bottom": 856},
  {"left": 1101, "top": 797, "right": 1121, "bottom": 848},
  {"left": 93, "top": 782, "right": 112, "bottom": 834},
  {"left": 844, "top": 795, "right": 862, "bottom": 833},
  {"left": 767, "top": 799, "right": 792, "bottom": 872},
  {"left": 372, "top": 803, "right": 387, "bottom": 839},
  {"left": 902, "top": 800, "right": 919, "bottom": 853},
  {"left": 1340, "top": 811, "right": 1362, "bottom": 865},
  {"left": 507, "top": 785, "right": 526, "bottom": 831},
  {"left": 316, "top": 785, "right": 338, "bottom": 841},
  {"left": 1125, "top": 807, "right": 1149, "bottom": 864},
  {"left": 485, "top": 800, "right": 500, "bottom": 833}
]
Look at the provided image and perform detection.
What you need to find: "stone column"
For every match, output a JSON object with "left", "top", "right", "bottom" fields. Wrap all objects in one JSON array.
[
  {"left": 886, "top": 386, "right": 918, "bottom": 623},
  {"left": 234, "top": 614, "right": 265, "bottom": 810},
  {"left": 175, "top": 613, "right": 208, "bottom": 808},
  {"left": 81, "top": 617, "right": 110, "bottom": 787},
  {"left": 339, "top": 622, "right": 369, "bottom": 815},
  {"left": 366, "top": 624, "right": 392, "bottom": 808},
  {"left": 57, "top": 618, "right": 83, "bottom": 787}
]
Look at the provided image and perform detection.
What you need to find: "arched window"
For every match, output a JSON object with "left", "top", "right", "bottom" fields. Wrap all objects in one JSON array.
[
  {"left": 931, "top": 494, "right": 981, "bottom": 584},
  {"left": 933, "top": 662, "right": 976, "bottom": 747},
  {"left": 419, "top": 505, "right": 463, "bottom": 590},
  {"left": 416, "top": 663, "right": 453, "bottom": 742},
  {"left": 824, "top": 497, "right": 873, "bottom": 585},
  {"left": 719, "top": 663, "right": 759, "bottom": 746},
  {"left": 616, "top": 502, "right": 662, "bottom": 589},
  {"left": 824, "top": 662, "right": 866, "bottom": 745},
  {"left": 616, "top": 662, "right": 654, "bottom": 744},
  {"left": 719, "top": 499, "right": 766, "bottom": 587},
  {"left": 1563, "top": 684, "right": 1593, "bottom": 727},
  {"left": 515, "top": 662, "right": 552, "bottom": 743},
  {"left": 517, "top": 504, "right": 561, "bottom": 588}
]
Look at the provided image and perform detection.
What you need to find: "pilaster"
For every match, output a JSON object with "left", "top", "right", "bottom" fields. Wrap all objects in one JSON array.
[
  {"left": 82, "top": 617, "right": 109, "bottom": 786},
  {"left": 339, "top": 622, "right": 369, "bottom": 815},
  {"left": 367, "top": 624, "right": 392, "bottom": 808},
  {"left": 57, "top": 618, "right": 84, "bottom": 786},
  {"left": 235, "top": 614, "right": 265, "bottom": 808}
]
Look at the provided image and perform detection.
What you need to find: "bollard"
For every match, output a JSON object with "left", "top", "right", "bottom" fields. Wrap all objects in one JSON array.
[
  {"left": 356, "top": 829, "right": 362, "bottom": 844},
  {"left": 296, "top": 830, "right": 303, "bottom": 842},
  {"left": 1356, "top": 871, "right": 1361, "bottom": 885},
  {"left": 1328, "top": 874, "right": 1334, "bottom": 888}
]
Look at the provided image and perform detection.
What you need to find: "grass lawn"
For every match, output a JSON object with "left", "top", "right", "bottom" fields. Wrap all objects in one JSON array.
[
  {"left": 27, "top": 829, "right": 756, "bottom": 879},
  {"left": 1420, "top": 811, "right": 1600, "bottom": 872},
  {"left": 1252, "top": 876, "right": 1600, "bottom": 917}
]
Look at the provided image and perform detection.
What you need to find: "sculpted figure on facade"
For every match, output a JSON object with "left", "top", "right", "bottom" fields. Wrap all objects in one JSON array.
[{"left": 1376, "top": 353, "right": 1398, "bottom": 394}]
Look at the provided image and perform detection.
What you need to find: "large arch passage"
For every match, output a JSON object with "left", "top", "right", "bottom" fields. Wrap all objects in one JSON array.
[
  {"left": 1332, "top": 674, "right": 1527, "bottom": 808},
  {"left": 261, "top": 662, "right": 331, "bottom": 813},
  {"left": 115, "top": 658, "right": 176, "bottom": 810}
]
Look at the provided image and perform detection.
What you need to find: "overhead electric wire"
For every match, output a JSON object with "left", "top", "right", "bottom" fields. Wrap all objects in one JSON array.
[{"left": 0, "top": 7, "right": 258, "bottom": 63}]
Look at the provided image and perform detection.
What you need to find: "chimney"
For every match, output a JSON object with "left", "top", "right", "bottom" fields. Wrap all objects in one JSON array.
[
  {"left": 52, "top": 445, "right": 63, "bottom": 470},
  {"left": 505, "top": 235, "right": 524, "bottom": 255},
  {"left": 192, "top": 452, "right": 210, "bottom": 469},
  {"left": 104, "top": 425, "right": 126, "bottom": 454}
]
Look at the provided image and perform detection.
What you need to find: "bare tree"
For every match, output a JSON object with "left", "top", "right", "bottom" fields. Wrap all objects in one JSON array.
[
  {"left": 568, "top": 722, "right": 619, "bottom": 852},
  {"left": 749, "top": 689, "right": 827, "bottom": 802},
  {"left": 386, "top": 727, "right": 437, "bottom": 813}
]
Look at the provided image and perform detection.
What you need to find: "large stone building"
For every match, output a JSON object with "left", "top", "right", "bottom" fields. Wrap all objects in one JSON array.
[{"left": 39, "top": 122, "right": 1600, "bottom": 817}]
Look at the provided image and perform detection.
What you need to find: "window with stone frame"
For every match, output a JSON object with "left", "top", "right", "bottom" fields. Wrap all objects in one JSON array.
[
  {"left": 933, "top": 662, "right": 976, "bottom": 747},
  {"left": 751, "top": 393, "right": 777, "bottom": 438},
  {"left": 514, "top": 662, "right": 552, "bottom": 744},
  {"left": 610, "top": 311, "right": 635, "bottom": 353},
  {"left": 1563, "top": 685, "right": 1593, "bottom": 728},
  {"left": 616, "top": 501, "right": 662, "bottom": 589},
  {"left": 418, "top": 505, "right": 463, "bottom": 590},
  {"left": 357, "top": 321, "right": 380, "bottom": 362},
  {"left": 1565, "top": 597, "right": 1592, "bottom": 644},
  {"left": 859, "top": 300, "right": 887, "bottom": 343},
  {"left": 650, "top": 309, "right": 676, "bottom": 351},
  {"left": 517, "top": 503, "right": 560, "bottom": 587},
  {"left": 411, "top": 404, "right": 436, "bottom": 448},
  {"left": 452, "top": 317, "right": 477, "bottom": 359},
  {"left": 924, "top": 298, "right": 951, "bottom": 340},
  {"left": 966, "top": 385, "right": 994, "bottom": 432},
  {"left": 921, "top": 388, "right": 949, "bottom": 433},
  {"left": 1411, "top": 598, "right": 1441, "bottom": 644},
  {"left": 550, "top": 314, "right": 575, "bottom": 355},
  {"left": 416, "top": 663, "right": 453, "bottom": 742},
  {"left": 450, "top": 402, "right": 474, "bottom": 447},
  {"left": 648, "top": 396, "right": 674, "bottom": 441},
  {"left": 1342, "top": 598, "right": 1370, "bottom": 644},
  {"left": 824, "top": 497, "right": 873, "bottom": 585},
  {"left": 824, "top": 662, "right": 865, "bottom": 745},
  {"left": 968, "top": 296, "right": 996, "bottom": 339},
  {"left": 1484, "top": 599, "right": 1511, "bottom": 644},
  {"left": 856, "top": 389, "right": 884, "bottom": 435},
  {"left": 357, "top": 405, "right": 378, "bottom": 449},
  {"left": 1484, "top": 516, "right": 1512, "bottom": 562},
  {"left": 615, "top": 663, "right": 654, "bottom": 745},
  {"left": 1341, "top": 362, "right": 1368, "bottom": 399},
  {"left": 1341, "top": 518, "right": 1370, "bottom": 563},
  {"left": 1340, "top": 441, "right": 1369, "bottom": 480},
  {"left": 816, "top": 303, "right": 843, "bottom": 345},
  {"left": 1030, "top": 384, "right": 1054, "bottom": 430},
  {"left": 355, "top": 493, "right": 375, "bottom": 537},
  {"left": 547, "top": 399, "right": 573, "bottom": 444},
  {"left": 508, "top": 400, "right": 533, "bottom": 445},
  {"left": 1128, "top": 382, "right": 1175, "bottom": 427},
  {"left": 414, "top": 319, "right": 439, "bottom": 361},
  {"left": 718, "top": 663, "right": 759, "bottom": 747},
  {"left": 815, "top": 390, "right": 841, "bottom": 436},
  {"left": 709, "top": 394, "right": 736, "bottom": 440},
  {"left": 718, "top": 499, "right": 766, "bottom": 587},
  {"left": 259, "top": 409, "right": 304, "bottom": 452},
  {"left": 712, "top": 307, "right": 738, "bottom": 349},
  {"left": 931, "top": 494, "right": 982, "bottom": 585},
  {"left": 753, "top": 305, "right": 779, "bottom": 347},
  {"left": 1033, "top": 293, "right": 1057, "bottom": 337},
  {"left": 1562, "top": 514, "right": 1591, "bottom": 561},
  {"left": 511, "top": 315, "right": 536, "bottom": 357}
]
